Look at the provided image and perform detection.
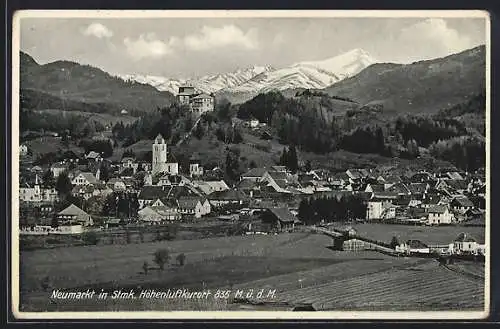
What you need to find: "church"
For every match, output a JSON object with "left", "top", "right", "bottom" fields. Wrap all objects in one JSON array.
[{"left": 152, "top": 134, "right": 179, "bottom": 175}]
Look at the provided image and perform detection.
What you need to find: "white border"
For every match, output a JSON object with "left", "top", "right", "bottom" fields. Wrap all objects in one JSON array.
[{"left": 11, "top": 9, "right": 491, "bottom": 321}]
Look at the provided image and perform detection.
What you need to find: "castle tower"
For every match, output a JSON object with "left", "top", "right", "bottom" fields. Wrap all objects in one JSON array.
[{"left": 152, "top": 134, "right": 168, "bottom": 175}]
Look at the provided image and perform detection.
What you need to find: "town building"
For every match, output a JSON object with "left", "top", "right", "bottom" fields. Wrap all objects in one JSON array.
[
  {"left": 152, "top": 134, "right": 179, "bottom": 176},
  {"left": 176, "top": 84, "right": 214, "bottom": 114},
  {"left": 427, "top": 205, "right": 454, "bottom": 225},
  {"left": 57, "top": 204, "right": 93, "bottom": 226},
  {"left": 177, "top": 196, "right": 211, "bottom": 219},
  {"left": 19, "top": 175, "right": 58, "bottom": 203}
]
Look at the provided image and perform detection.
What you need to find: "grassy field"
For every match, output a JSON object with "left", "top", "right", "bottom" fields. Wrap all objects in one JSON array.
[
  {"left": 33, "top": 109, "right": 139, "bottom": 126},
  {"left": 18, "top": 232, "right": 486, "bottom": 312},
  {"left": 329, "top": 223, "right": 485, "bottom": 245}
]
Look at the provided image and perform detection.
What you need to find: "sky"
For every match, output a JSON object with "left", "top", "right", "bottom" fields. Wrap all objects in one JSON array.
[{"left": 19, "top": 14, "right": 487, "bottom": 79}]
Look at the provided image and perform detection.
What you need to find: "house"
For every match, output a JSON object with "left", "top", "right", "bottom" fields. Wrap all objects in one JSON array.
[
  {"left": 249, "top": 117, "right": 260, "bottom": 128},
  {"left": 453, "top": 233, "right": 480, "bottom": 255},
  {"left": 241, "top": 167, "right": 269, "bottom": 182},
  {"left": 192, "top": 180, "right": 230, "bottom": 195},
  {"left": 261, "top": 207, "right": 298, "bottom": 232},
  {"left": 208, "top": 189, "right": 246, "bottom": 208},
  {"left": 50, "top": 162, "right": 69, "bottom": 178},
  {"left": 121, "top": 157, "right": 139, "bottom": 173},
  {"left": 138, "top": 186, "right": 170, "bottom": 209},
  {"left": 396, "top": 240, "right": 430, "bottom": 254},
  {"left": 19, "top": 175, "right": 58, "bottom": 203},
  {"left": 138, "top": 205, "right": 181, "bottom": 223},
  {"left": 177, "top": 196, "right": 211, "bottom": 219},
  {"left": 57, "top": 204, "right": 93, "bottom": 226},
  {"left": 106, "top": 178, "right": 127, "bottom": 192},
  {"left": 176, "top": 85, "right": 215, "bottom": 114},
  {"left": 190, "top": 93, "right": 215, "bottom": 114},
  {"left": 72, "top": 172, "right": 99, "bottom": 186},
  {"left": 366, "top": 201, "right": 396, "bottom": 220},
  {"left": 260, "top": 170, "right": 295, "bottom": 193},
  {"left": 450, "top": 196, "right": 474, "bottom": 214},
  {"left": 20, "top": 144, "right": 29, "bottom": 156},
  {"left": 364, "top": 184, "right": 385, "bottom": 194},
  {"left": 427, "top": 205, "right": 454, "bottom": 225},
  {"left": 85, "top": 151, "right": 103, "bottom": 162}
]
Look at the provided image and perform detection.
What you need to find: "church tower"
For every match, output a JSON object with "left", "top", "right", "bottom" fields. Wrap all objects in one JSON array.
[{"left": 152, "top": 134, "right": 168, "bottom": 174}]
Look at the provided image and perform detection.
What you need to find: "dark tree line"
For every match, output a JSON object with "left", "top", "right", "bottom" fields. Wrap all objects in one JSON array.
[
  {"left": 298, "top": 195, "right": 367, "bottom": 225},
  {"left": 278, "top": 145, "right": 299, "bottom": 173}
]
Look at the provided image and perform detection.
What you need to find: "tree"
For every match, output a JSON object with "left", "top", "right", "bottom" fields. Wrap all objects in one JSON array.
[
  {"left": 154, "top": 248, "right": 170, "bottom": 271},
  {"left": 279, "top": 147, "right": 288, "bottom": 167},
  {"left": 42, "top": 169, "right": 55, "bottom": 188},
  {"left": 176, "top": 253, "right": 186, "bottom": 266},
  {"left": 55, "top": 171, "right": 73, "bottom": 197},
  {"left": 99, "top": 162, "right": 110, "bottom": 182},
  {"left": 390, "top": 236, "right": 400, "bottom": 250},
  {"left": 143, "top": 261, "right": 149, "bottom": 275},
  {"left": 304, "top": 160, "right": 312, "bottom": 173},
  {"left": 82, "top": 231, "right": 100, "bottom": 245},
  {"left": 288, "top": 145, "right": 299, "bottom": 173},
  {"left": 224, "top": 147, "right": 242, "bottom": 182}
]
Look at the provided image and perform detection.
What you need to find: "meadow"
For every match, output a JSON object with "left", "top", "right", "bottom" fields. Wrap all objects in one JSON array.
[
  {"left": 328, "top": 222, "right": 485, "bottom": 245},
  {"left": 18, "top": 232, "right": 486, "bottom": 312}
]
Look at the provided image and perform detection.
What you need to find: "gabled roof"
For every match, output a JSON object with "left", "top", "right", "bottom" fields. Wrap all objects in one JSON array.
[
  {"left": 408, "top": 183, "right": 428, "bottom": 194},
  {"left": 191, "top": 93, "right": 213, "bottom": 100},
  {"left": 267, "top": 207, "right": 296, "bottom": 223},
  {"left": 452, "top": 196, "right": 474, "bottom": 208},
  {"left": 445, "top": 179, "right": 468, "bottom": 190},
  {"left": 177, "top": 196, "right": 203, "bottom": 209},
  {"left": 242, "top": 167, "right": 268, "bottom": 178},
  {"left": 209, "top": 189, "right": 246, "bottom": 201},
  {"left": 138, "top": 186, "right": 169, "bottom": 200},
  {"left": 77, "top": 172, "right": 98, "bottom": 184},
  {"left": 428, "top": 205, "right": 449, "bottom": 214},
  {"left": 58, "top": 204, "right": 89, "bottom": 217},
  {"left": 267, "top": 171, "right": 288, "bottom": 181},
  {"left": 86, "top": 151, "right": 101, "bottom": 159}
]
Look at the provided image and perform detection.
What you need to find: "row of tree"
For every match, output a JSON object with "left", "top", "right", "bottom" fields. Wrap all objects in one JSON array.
[{"left": 298, "top": 194, "right": 368, "bottom": 225}]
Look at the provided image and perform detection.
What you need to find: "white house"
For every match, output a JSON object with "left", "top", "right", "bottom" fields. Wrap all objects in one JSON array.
[
  {"left": 138, "top": 205, "right": 180, "bottom": 223},
  {"left": 50, "top": 162, "right": 68, "bottom": 178},
  {"left": 177, "top": 196, "right": 211, "bottom": 219},
  {"left": 72, "top": 172, "right": 99, "bottom": 186},
  {"left": 192, "top": 180, "right": 230, "bottom": 195},
  {"left": 190, "top": 163, "right": 204, "bottom": 177},
  {"left": 396, "top": 240, "right": 430, "bottom": 254},
  {"left": 19, "top": 175, "right": 58, "bottom": 203},
  {"left": 366, "top": 201, "right": 396, "bottom": 220},
  {"left": 427, "top": 205, "right": 454, "bottom": 225},
  {"left": 57, "top": 204, "right": 93, "bottom": 226},
  {"left": 453, "top": 233, "right": 480, "bottom": 255}
]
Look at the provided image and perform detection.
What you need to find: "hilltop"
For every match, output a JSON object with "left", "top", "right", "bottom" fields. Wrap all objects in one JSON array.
[
  {"left": 20, "top": 52, "right": 175, "bottom": 116},
  {"left": 323, "top": 45, "right": 486, "bottom": 115}
]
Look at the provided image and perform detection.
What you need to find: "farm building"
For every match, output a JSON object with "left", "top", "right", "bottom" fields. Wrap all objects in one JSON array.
[
  {"left": 138, "top": 206, "right": 181, "bottom": 223},
  {"left": 453, "top": 233, "right": 481, "bottom": 255},
  {"left": 343, "top": 239, "right": 375, "bottom": 252},
  {"left": 57, "top": 204, "right": 93, "bottom": 226},
  {"left": 396, "top": 240, "right": 430, "bottom": 254},
  {"left": 261, "top": 207, "right": 299, "bottom": 232}
]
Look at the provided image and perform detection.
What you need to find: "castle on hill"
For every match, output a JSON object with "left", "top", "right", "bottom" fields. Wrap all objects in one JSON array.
[{"left": 177, "top": 84, "right": 214, "bottom": 115}]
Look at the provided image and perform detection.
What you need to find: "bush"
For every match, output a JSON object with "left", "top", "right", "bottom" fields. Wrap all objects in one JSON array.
[
  {"left": 176, "top": 253, "right": 186, "bottom": 266},
  {"left": 154, "top": 248, "right": 170, "bottom": 271},
  {"left": 81, "top": 231, "right": 100, "bottom": 245}
]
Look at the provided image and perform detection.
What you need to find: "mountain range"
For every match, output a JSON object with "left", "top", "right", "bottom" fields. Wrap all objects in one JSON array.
[
  {"left": 20, "top": 52, "right": 175, "bottom": 115},
  {"left": 20, "top": 45, "right": 485, "bottom": 117},
  {"left": 118, "top": 48, "right": 377, "bottom": 102},
  {"left": 324, "top": 45, "right": 486, "bottom": 114}
]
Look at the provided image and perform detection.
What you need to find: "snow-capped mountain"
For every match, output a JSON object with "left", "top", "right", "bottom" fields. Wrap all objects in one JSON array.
[
  {"left": 226, "top": 49, "right": 377, "bottom": 94},
  {"left": 119, "top": 65, "right": 274, "bottom": 95},
  {"left": 119, "top": 49, "right": 377, "bottom": 101}
]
